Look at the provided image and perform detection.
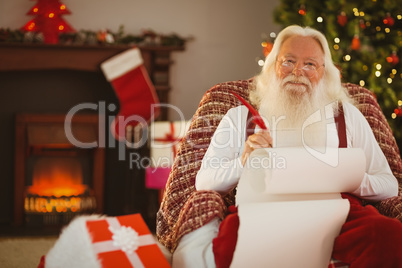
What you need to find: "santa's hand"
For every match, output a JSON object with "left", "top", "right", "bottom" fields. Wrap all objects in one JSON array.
[{"left": 241, "top": 130, "right": 272, "bottom": 165}]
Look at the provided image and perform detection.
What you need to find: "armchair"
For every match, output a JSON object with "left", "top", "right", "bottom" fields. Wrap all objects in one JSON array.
[{"left": 156, "top": 79, "right": 402, "bottom": 263}]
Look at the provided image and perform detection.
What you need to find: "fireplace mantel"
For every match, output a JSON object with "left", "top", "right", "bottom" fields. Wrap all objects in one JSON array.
[{"left": 0, "top": 43, "right": 184, "bottom": 73}]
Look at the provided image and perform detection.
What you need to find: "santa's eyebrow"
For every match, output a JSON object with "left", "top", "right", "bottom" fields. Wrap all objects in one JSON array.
[{"left": 281, "top": 54, "right": 321, "bottom": 63}]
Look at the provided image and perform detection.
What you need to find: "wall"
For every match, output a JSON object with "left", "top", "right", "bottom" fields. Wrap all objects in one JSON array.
[{"left": 0, "top": 0, "right": 281, "bottom": 120}]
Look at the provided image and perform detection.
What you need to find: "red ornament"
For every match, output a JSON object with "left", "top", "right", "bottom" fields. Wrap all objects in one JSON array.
[
  {"left": 386, "top": 51, "right": 400, "bottom": 66},
  {"left": 359, "top": 19, "right": 366, "bottom": 29},
  {"left": 299, "top": 5, "right": 306, "bottom": 16},
  {"left": 21, "top": 0, "right": 75, "bottom": 44},
  {"left": 351, "top": 35, "right": 361, "bottom": 50},
  {"left": 262, "top": 41, "right": 273, "bottom": 57},
  {"left": 383, "top": 13, "right": 395, "bottom": 26},
  {"left": 394, "top": 106, "right": 402, "bottom": 117},
  {"left": 337, "top": 11, "right": 348, "bottom": 27}
]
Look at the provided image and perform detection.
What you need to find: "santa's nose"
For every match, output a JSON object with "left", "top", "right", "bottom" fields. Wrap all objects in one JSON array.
[{"left": 292, "top": 64, "right": 304, "bottom": 76}]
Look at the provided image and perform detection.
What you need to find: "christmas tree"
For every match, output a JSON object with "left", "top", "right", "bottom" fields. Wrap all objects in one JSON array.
[
  {"left": 272, "top": 0, "right": 402, "bottom": 151},
  {"left": 21, "top": 0, "right": 75, "bottom": 44}
]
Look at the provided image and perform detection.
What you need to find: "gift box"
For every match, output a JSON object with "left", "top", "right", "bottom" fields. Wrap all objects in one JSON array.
[
  {"left": 86, "top": 214, "right": 170, "bottom": 268},
  {"left": 43, "top": 214, "right": 170, "bottom": 268},
  {"left": 145, "top": 166, "right": 172, "bottom": 189},
  {"left": 146, "top": 120, "right": 190, "bottom": 190}
]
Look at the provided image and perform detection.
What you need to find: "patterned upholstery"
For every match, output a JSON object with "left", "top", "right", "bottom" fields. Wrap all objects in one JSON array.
[
  {"left": 344, "top": 83, "right": 402, "bottom": 220},
  {"left": 156, "top": 79, "right": 402, "bottom": 255}
]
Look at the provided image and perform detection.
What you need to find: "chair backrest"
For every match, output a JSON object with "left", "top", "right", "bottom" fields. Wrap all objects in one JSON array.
[
  {"left": 343, "top": 83, "right": 402, "bottom": 184},
  {"left": 156, "top": 79, "right": 402, "bottom": 251}
]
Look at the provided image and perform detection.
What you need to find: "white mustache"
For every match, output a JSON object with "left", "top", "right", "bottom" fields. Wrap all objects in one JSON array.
[{"left": 282, "top": 75, "right": 312, "bottom": 87}]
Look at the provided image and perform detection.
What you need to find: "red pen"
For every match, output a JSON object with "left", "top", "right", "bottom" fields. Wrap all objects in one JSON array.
[{"left": 229, "top": 90, "right": 268, "bottom": 131}]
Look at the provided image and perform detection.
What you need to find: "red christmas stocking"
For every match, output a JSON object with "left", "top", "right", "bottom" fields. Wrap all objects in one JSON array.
[{"left": 101, "top": 47, "right": 160, "bottom": 141}]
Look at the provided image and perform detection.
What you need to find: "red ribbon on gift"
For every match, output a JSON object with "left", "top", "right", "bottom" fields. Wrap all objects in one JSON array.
[
  {"left": 86, "top": 214, "right": 170, "bottom": 268},
  {"left": 154, "top": 122, "right": 183, "bottom": 158}
]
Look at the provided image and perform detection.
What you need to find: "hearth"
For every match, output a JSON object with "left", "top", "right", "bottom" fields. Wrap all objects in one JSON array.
[{"left": 14, "top": 113, "right": 104, "bottom": 227}]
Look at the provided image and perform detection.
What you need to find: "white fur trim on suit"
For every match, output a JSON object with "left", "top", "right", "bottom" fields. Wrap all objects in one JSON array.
[{"left": 100, "top": 47, "right": 143, "bottom": 81}]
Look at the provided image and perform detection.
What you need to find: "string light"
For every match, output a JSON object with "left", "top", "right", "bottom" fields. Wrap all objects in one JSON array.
[
  {"left": 376, "top": 64, "right": 382, "bottom": 70},
  {"left": 334, "top": 38, "right": 340, "bottom": 50},
  {"left": 359, "top": 80, "right": 365, "bottom": 86},
  {"left": 317, "top": 17, "right": 323, "bottom": 23},
  {"left": 60, "top": 4, "right": 66, "bottom": 10},
  {"left": 385, "top": 28, "right": 391, "bottom": 33},
  {"left": 375, "top": 71, "right": 381, "bottom": 77},
  {"left": 27, "top": 22, "right": 35, "bottom": 31},
  {"left": 387, "top": 78, "right": 393, "bottom": 84},
  {"left": 344, "top": 55, "right": 351, "bottom": 61},
  {"left": 48, "top": 12, "right": 55, "bottom": 18},
  {"left": 352, "top": 9, "right": 365, "bottom": 17},
  {"left": 363, "top": 65, "right": 368, "bottom": 71},
  {"left": 33, "top": 7, "right": 39, "bottom": 13},
  {"left": 58, "top": 25, "right": 64, "bottom": 31}
]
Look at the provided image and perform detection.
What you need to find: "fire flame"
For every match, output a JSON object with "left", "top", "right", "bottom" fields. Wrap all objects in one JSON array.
[{"left": 27, "top": 158, "right": 87, "bottom": 197}]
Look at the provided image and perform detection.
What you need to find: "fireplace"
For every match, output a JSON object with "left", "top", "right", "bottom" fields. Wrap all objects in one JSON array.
[
  {"left": 14, "top": 113, "right": 104, "bottom": 226},
  {"left": 0, "top": 43, "right": 184, "bottom": 231}
]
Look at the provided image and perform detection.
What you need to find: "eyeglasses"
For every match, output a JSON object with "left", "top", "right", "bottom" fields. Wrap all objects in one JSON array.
[{"left": 277, "top": 59, "right": 324, "bottom": 78}]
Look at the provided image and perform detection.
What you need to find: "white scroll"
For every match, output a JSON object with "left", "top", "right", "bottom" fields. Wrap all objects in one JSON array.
[{"left": 231, "top": 147, "right": 366, "bottom": 268}]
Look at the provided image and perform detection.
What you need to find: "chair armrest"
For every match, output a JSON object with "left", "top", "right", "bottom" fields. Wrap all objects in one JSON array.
[
  {"left": 157, "top": 190, "right": 227, "bottom": 252},
  {"left": 373, "top": 196, "right": 402, "bottom": 222}
]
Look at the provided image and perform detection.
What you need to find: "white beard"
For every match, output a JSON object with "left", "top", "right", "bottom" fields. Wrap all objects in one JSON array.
[{"left": 257, "top": 74, "right": 336, "bottom": 148}]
